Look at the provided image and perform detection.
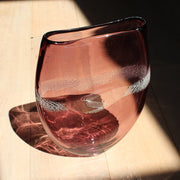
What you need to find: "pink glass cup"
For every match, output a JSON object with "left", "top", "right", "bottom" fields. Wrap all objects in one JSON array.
[{"left": 35, "top": 16, "right": 150, "bottom": 156}]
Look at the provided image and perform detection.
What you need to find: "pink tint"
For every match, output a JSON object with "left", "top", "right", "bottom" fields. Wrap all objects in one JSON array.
[{"left": 35, "top": 17, "right": 150, "bottom": 156}]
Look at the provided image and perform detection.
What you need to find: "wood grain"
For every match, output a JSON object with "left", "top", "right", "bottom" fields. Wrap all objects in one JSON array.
[{"left": 0, "top": 1, "right": 179, "bottom": 179}]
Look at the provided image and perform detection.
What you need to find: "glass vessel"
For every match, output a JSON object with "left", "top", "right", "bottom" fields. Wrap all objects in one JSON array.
[{"left": 35, "top": 16, "right": 150, "bottom": 156}]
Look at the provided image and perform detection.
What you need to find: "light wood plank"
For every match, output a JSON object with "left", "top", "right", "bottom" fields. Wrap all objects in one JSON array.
[{"left": 0, "top": 1, "right": 32, "bottom": 180}]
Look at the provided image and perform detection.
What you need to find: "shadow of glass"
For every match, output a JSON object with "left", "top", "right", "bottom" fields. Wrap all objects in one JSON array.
[
  {"left": 113, "top": 170, "right": 180, "bottom": 180},
  {"left": 69, "top": 170, "right": 180, "bottom": 180},
  {"left": 9, "top": 102, "right": 80, "bottom": 157},
  {"left": 74, "top": 0, "right": 180, "bottom": 153}
]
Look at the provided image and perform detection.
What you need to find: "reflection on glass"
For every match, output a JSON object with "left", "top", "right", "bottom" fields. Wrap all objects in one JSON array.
[{"left": 35, "top": 17, "right": 150, "bottom": 156}]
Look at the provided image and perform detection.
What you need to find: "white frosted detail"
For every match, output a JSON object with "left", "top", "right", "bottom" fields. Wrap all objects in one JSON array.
[
  {"left": 124, "top": 68, "right": 150, "bottom": 96},
  {"left": 35, "top": 91, "right": 67, "bottom": 112},
  {"left": 36, "top": 67, "right": 150, "bottom": 112}
]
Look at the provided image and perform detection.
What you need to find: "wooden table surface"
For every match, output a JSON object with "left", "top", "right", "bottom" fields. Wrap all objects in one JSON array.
[{"left": 0, "top": 1, "right": 180, "bottom": 179}]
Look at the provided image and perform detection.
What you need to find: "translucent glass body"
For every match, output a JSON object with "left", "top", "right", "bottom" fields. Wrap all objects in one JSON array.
[{"left": 35, "top": 17, "right": 150, "bottom": 156}]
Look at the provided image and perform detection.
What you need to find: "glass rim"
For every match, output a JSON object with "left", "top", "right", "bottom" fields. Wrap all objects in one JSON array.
[{"left": 43, "top": 16, "right": 146, "bottom": 45}]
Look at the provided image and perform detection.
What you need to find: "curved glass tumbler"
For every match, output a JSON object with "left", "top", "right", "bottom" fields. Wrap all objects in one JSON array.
[{"left": 35, "top": 17, "right": 150, "bottom": 156}]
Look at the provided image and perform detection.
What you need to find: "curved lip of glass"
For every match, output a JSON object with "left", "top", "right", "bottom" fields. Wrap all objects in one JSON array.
[{"left": 43, "top": 16, "right": 146, "bottom": 45}]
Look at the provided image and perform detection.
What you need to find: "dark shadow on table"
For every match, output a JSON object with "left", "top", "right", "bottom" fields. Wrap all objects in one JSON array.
[
  {"left": 114, "top": 170, "right": 180, "bottom": 180},
  {"left": 74, "top": 0, "right": 180, "bottom": 153},
  {"left": 73, "top": 170, "right": 180, "bottom": 180},
  {"left": 9, "top": 102, "right": 80, "bottom": 157}
]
